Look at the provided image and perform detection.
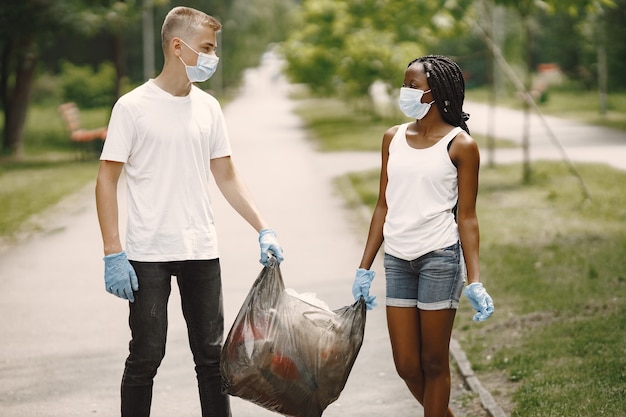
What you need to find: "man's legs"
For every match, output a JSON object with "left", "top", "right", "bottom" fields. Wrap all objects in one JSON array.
[
  {"left": 122, "top": 262, "right": 172, "bottom": 417},
  {"left": 177, "top": 259, "right": 231, "bottom": 417}
]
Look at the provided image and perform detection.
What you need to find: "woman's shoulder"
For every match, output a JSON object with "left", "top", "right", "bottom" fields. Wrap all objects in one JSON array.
[
  {"left": 449, "top": 129, "right": 479, "bottom": 164},
  {"left": 383, "top": 122, "right": 410, "bottom": 141},
  {"left": 450, "top": 129, "right": 477, "bottom": 150}
]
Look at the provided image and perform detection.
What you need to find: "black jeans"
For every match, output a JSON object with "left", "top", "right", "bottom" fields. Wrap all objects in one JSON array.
[{"left": 122, "top": 259, "right": 231, "bottom": 417}]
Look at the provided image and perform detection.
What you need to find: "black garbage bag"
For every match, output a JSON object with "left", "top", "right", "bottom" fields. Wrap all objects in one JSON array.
[{"left": 221, "top": 258, "right": 366, "bottom": 417}]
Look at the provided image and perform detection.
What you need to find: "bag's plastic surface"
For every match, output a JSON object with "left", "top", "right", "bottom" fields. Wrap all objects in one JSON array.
[{"left": 221, "top": 259, "right": 366, "bottom": 417}]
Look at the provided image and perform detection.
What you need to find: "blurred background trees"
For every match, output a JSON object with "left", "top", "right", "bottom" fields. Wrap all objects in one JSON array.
[
  {"left": 1, "top": 0, "right": 624, "bottom": 157},
  {"left": 0, "top": 0, "right": 296, "bottom": 157},
  {"left": 282, "top": 0, "right": 622, "bottom": 103}
]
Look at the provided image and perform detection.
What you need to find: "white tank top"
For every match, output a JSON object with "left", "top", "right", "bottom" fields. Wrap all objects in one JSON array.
[{"left": 383, "top": 124, "right": 463, "bottom": 260}]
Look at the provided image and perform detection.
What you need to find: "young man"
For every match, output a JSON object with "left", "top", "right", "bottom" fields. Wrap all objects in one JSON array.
[{"left": 95, "top": 6, "right": 283, "bottom": 417}]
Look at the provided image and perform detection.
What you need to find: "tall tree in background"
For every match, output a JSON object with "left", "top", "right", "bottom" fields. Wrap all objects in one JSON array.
[
  {"left": 0, "top": 0, "right": 296, "bottom": 158},
  {"left": 0, "top": 0, "right": 79, "bottom": 157},
  {"left": 493, "top": 0, "right": 614, "bottom": 182},
  {"left": 220, "top": 0, "right": 296, "bottom": 90},
  {"left": 0, "top": 0, "right": 142, "bottom": 157}
]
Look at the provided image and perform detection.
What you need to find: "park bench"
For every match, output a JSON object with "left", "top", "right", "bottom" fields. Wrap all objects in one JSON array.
[
  {"left": 58, "top": 102, "right": 107, "bottom": 158},
  {"left": 58, "top": 102, "right": 107, "bottom": 142}
]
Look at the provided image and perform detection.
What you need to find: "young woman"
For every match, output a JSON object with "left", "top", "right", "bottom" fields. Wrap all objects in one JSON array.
[{"left": 352, "top": 55, "right": 494, "bottom": 417}]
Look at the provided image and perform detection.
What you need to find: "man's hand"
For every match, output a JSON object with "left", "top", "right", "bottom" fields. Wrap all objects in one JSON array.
[
  {"left": 104, "top": 251, "right": 139, "bottom": 302},
  {"left": 259, "top": 228, "right": 284, "bottom": 266}
]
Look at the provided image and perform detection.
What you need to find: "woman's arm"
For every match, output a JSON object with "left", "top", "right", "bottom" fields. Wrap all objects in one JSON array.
[
  {"left": 450, "top": 132, "right": 481, "bottom": 284},
  {"left": 358, "top": 126, "right": 396, "bottom": 270}
]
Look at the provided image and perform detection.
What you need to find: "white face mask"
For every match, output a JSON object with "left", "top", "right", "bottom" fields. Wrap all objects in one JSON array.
[
  {"left": 179, "top": 39, "right": 219, "bottom": 83},
  {"left": 398, "top": 87, "right": 434, "bottom": 120}
]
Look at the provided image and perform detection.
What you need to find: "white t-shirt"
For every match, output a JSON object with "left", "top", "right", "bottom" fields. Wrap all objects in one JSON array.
[
  {"left": 100, "top": 80, "right": 232, "bottom": 261},
  {"left": 383, "top": 124, "right": 463, "bottom": 260}
]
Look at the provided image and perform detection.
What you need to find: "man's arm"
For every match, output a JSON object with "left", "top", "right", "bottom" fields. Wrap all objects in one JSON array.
[
  {"left": 210, "top": 156, "right": 269, "bottom": 232},
  {"left": 95, "top": 159, "right": 139, "bottom": 301},
  {"left": 95, "top": 160, "right": 124, "bottom": 255},
  {"left": 211, "top": 156, "right": 283, "bottom": 265}
]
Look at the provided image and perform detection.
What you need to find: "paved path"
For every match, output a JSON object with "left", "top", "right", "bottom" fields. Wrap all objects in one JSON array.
[
  {"left": 1, "top": 52, "right": 624, "bottom": 417},
  {"left": 465, "top": 100, "right": 626, "bottom": 171}
]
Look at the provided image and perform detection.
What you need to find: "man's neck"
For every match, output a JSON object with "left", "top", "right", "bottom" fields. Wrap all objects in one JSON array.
[{"left": 153, "top": 70, "right": 192, "bottom": 97}]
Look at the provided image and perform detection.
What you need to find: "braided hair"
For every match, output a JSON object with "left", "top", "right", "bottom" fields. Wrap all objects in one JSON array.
[{"left": 407, "top": 55, "right": 470, "bottom": 134}]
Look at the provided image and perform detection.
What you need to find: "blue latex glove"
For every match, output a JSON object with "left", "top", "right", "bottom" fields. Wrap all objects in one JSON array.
[
  {"left": 104, "top": 251, "right": 139, "bottom": 303},
  {"left": 259, "top": 228, "right": 284, "bottom": 266},
  {"left": 464, "top": 282, "right": 494, "bottom": 321},
  {"left": 352, "top": 268, "right": 377, "bottom": 310}
]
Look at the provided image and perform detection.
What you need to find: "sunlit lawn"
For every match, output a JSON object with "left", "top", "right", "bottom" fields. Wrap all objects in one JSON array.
[{"left": 0, "top": 105, "right": 105, "bottom": 240}]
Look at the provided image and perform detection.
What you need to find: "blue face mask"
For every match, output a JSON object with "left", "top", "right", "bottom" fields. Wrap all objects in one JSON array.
[
  {"left": 398, "top": 87, "right": 434, "bottom": 120},
  {"left": 179, "top": 39, "right": 219, "bottom": 83}
]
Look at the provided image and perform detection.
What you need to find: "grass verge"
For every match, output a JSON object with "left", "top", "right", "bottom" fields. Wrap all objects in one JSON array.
[
  {"left": 0, "top": 105, "right": 105, "bottom": 243},
  {"left": 0, "top": 158, "right": 99, "bottom": 241}
]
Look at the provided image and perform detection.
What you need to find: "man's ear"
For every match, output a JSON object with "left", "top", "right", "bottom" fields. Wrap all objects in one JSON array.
[{"left": 170, "top": 37, "right": 183, "bottom": 58}]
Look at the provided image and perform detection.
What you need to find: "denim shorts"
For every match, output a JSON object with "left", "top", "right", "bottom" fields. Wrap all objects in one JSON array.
[{"left": 384, "top": 242, "right": 466, "bottom": 310}]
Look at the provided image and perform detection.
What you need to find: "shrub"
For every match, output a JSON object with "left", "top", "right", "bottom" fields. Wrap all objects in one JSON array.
[
  {"left": 60, "top": 61, "right": 115, "bottom": 108},
  {"left": 31, "top": 71, "right": 63, "bottom": 106}
]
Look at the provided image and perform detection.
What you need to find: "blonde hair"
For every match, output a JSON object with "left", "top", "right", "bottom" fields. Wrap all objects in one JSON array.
[{"left": 161, "top": 6, "right": 222, "bottom": 52}]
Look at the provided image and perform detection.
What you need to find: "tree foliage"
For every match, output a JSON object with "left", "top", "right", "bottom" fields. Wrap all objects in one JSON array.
[
  {"left": 0, "top": 0, "right": 145, "bottom": 155},
  {"left": 1, "top": 0, "right": 297, "bottom": 156},
  {"left": 219, "top": 0, "right": 297, "bottom": 89},
  {"left": 282, "top": 0, "right": 624, "bottom": 100},
  {"left": 282, "top": 0, "right": 474, "bottom": 98},
  {"left": 0, "top": 0, "right": 85, "bottom": 155}
]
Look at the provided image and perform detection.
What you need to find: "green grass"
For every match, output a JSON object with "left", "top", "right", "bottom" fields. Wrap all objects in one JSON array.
[
  {"left": 291, "top": 97, "right": 396, "bottom": 151},
  {"left": 299, "top": 95, "right": 626, "bottom": 416},
  {"left": 0, "top": 105, "right": 106, "bottom": 240},
  {"left": 0, "top": 159, "right": 98, "bottom": 237},
  {"left": 455, "top": 163, "right": 626, "bottom": 416}
]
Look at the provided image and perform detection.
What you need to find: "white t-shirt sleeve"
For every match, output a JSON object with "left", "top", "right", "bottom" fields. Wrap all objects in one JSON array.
[
  {"left": 207, "top": 99, "right": 232, "bottom": 160},
  {"left": 100, "top": 100, "right": 135, "bottom": 163}
]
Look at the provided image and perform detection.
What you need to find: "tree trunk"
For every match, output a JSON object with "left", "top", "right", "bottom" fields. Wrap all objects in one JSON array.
[
  {"left": 142, "top": 1, "right": 155, "bottom": 81},
  {"left": 522, "top": 18, "right": 532, "bottom": 184},
  {"left": 0, "top": 39, "right": 14, "bottom": 154},
  {"left": 113, "top": 32, "right": 127, "bottom": 103},
  {"left": 596, "top": 15, "right": 608, "bottom": 115},
  {"left": 2, "top": 36, "right": 37, "bottom": 158},
  {"left": 485, "top": 0, "right": 496, "bottom": 168}
]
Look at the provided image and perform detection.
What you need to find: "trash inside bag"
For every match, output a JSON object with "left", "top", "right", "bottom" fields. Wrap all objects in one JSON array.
[{"left": 221, "top": 258, "right": 366, "bottom": 417}]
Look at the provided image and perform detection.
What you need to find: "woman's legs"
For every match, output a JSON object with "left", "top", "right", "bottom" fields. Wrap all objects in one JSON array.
[
  {"left": 420, "top": 308, "right": 457, "bottom": 417},
  {"left": 387, "top": 306, "right": 457, "bottom": 417}
]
